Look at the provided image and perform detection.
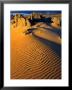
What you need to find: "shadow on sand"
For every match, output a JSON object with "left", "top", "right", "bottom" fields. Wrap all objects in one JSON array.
[
  {"left": 41, "top": 27, "right": 61, "bottom": 38},
  {"left": 32, "top": 32, "right": 61, "bottom": 57}
]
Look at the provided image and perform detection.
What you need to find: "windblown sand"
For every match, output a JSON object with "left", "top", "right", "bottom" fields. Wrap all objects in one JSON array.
[{"left": 10, "top": 24, "right": 61, "bottom": 79}]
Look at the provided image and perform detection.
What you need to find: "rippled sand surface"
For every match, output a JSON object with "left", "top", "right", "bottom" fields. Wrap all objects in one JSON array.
[{"left": 10, "top": 24, "right": 61, "bottom": 79}]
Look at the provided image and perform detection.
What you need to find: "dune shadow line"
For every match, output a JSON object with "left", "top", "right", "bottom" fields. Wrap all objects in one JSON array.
[{"left": 32, "top": 32, "right": 61, "bottom": 57}]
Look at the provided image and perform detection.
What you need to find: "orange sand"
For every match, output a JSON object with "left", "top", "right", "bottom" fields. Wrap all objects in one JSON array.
[{"left": 10, "top": 21, "right": 61, "bottom": 79}]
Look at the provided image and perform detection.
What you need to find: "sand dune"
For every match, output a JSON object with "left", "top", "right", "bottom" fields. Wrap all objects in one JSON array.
[
  {"left": 10, "top": 15, "right": 61, "bottom": 79},
  {"left": 32, "top": 27, "right": 61, "bottom": 45},
  {"left": 11, "top": 26, "right": 61, "bottom": 79},
  {"left": 32, "top": 22, "right": 53, "bottom": 29}
]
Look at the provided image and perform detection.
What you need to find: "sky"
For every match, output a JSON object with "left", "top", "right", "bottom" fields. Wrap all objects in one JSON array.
[{"left": 11, "top": 11, "right": 61, "bottom": 16}]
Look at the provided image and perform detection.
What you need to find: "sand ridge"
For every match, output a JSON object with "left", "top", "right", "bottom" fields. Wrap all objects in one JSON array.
[
  {"left": 11, "top": 26, "right": 61, "bottom": 79},
  {"left": 10, "top": 14, "right": 61, "bottom": 79}
]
